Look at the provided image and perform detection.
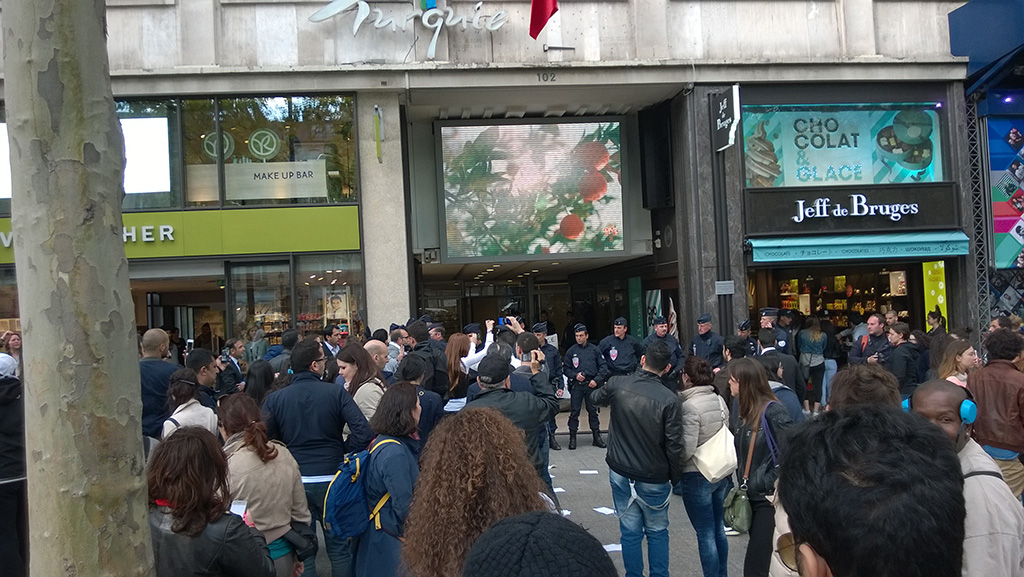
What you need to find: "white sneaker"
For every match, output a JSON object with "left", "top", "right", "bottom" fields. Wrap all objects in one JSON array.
[{"left": 724, "top": 526, "right": 740, "bottom": 536}]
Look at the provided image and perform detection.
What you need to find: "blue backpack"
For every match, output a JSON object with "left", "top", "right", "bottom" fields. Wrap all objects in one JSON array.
[{"left": 322, "top": 438, "right": 400, "bottom": 539}]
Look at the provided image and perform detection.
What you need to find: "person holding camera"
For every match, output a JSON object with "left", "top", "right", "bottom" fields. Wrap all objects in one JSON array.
[{"left": 217, "top": 338, "right": 246, "bottom": 395}]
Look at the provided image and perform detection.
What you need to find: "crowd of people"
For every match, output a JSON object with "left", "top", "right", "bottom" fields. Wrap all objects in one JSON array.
[{"left": 4, "top": 302, "right": 1024, "bottom": 577}]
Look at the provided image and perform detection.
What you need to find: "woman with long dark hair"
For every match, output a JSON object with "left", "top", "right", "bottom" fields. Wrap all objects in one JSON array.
[
  {"left": 402, "top": 407, "right": 549, "bottom": 577},
  {"left": 676, "top": 356, "right": 731, "bottom": 577},
  {"left": 219, "top": 394, "right": 310, "bottom": 577},
  {"left": 162, "top": 368, "right": 218, "bottom": 439},
  {"left": 244, "top": 360, "right": 275, "bottom": 407},
  {"left": 927, "top": 306, "right": 947, "bottom": 336},
  {"left": 148, "top": 426, "right": 276, "bottom": 577},
  {"left": 338, "top": 342, "right": 387, "bottom": 423},
  {"left": 354, "top": 383, "right": 421, "bottom": 577},
  {"left": 728, "top": 357, "right": 793, "bottom": 577}
]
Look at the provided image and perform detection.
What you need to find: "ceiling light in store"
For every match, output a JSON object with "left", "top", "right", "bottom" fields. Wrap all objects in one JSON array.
[
  {"left": 326, "top": 270, "right": 334, "bottom": 273},
  {"left": 551, "top": 262, "right": 560, "bottom": 265},
  {"left": 493, "top": 264, "right": 501, "bottom": 267},
  {"left": 331, "top": 279, "right": 338, "bottom": 285},
  {"left": 304, "top": 282, "right": 310, "bottom": 286},
  {"left": 309, "top": 275, "right": 316, "bottom": 279},
  {"left": 531, "top": 269, "right": 539, "bottom": 273},
  {"left": 318, "top": 277, "right": 324, "bottom": 281}
]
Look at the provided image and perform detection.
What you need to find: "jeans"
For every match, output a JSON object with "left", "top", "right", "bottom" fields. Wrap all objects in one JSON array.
[
  {"left": 678, "top": 472, "right": 730, "bottom": 577},
  {"left": 568, "top": 385, "right": 601, "bottom": 432},
  {"left": 303, "top": 481, "right": 354, "bottom": 577},
  {"left": 821, "top": 359, "right": 838, "bottom": 406},
  {"left": 610, "top": 470, "right": 671, "bottom": 577}
]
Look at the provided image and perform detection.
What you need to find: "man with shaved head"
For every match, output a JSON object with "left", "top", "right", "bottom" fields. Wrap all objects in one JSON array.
[
  {"left": 139, "top": 328, "right": 177, "bottom": 455},
  {"left": 364, "top": 339, "right": 394, "bottom": 385}
]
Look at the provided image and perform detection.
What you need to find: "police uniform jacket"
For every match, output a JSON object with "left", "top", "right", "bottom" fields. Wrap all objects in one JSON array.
[
  {"left": 563, "top": 342, "right": 609, "bottom": 386},
  {"left": 599, "top": 334, "right": 644, "bottom": 375},
  {"left": 642, "top": 333, "right": 684, "bottom": 376},
  {"left": 539, "top": 342, "right": 563, "bottom": 389},
  {"left": 691, "top": 331, "right": 725, "bottom": 368}
]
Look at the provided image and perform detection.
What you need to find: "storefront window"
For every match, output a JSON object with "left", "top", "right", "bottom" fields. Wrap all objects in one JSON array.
[
  {"left": 118, "top": 99, "right": 182, "bottom": 210},
  {"left": 183, "top": 99, "right": 220, "bottom": 207},
  {"left": 219, "top": 96, "right": 357, "bottom": 206},
  {"left": 229, "top": 262, "right": 292, "bottom": 346},
  {"left": 0, "top": 268, "right": 19, "bottom": 332},
  {"left": 295, "top": 254, "right": 365, "bottom": 338}
]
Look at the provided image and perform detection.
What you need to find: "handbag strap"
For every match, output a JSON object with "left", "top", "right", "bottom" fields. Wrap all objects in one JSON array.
[
  {"left": 741, "top": 428, "right": 758, "bottom": 487},
  {"left": 760, "top": 402, "right": 780, "bottom": 466}
]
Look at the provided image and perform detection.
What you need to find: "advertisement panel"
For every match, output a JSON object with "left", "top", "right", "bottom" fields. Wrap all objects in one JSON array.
[
  {"left": 742, "top": 103, "right": 945, "bottom": 189},
  {"left": 439, "top": 121, "right": 624, "bottom": 260},
  {"left": 987, "top": 117, "right": 1024, "bottom": 268}
]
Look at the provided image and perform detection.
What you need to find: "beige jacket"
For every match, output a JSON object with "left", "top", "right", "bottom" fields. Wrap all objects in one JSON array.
[
  {"left": 345, "top": 379, "right": 385, "bottom": 437},
  {"left": 678, "top": 385, "right": 729, "bottom": 473},
  {"left": 960, "top": 438, "right": 1024, "bottom": 577},
  {"left": 224, "top": 434, "right": 311, "bottom": 543}
]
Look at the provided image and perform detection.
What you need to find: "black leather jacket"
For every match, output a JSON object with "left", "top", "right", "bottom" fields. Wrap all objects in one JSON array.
[
  {"left": 593, "top": 370, "right": 686, "bottom": 484},
  {"left": 150, "top": 507, "right": 276, "bottom": 577},
  {"left": 735, "top": 401, "right": 793, "bottom": 501}
]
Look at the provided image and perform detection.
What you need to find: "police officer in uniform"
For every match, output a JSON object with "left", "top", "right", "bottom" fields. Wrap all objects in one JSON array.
[
  {"left": 690, "top": 313, "right": 725, "bottom": 369},
  {"left": 599, "top": 317, "right": 644, "bottom": 378},
  {"left": 641, "top": 315, "right": 683, "bottom": 389},
  {"left": 533, "top": 322, "right": 564, "bottom": 450},
  {"left": 562, "top": 323, "right": 609, "bottom": 450},
  {"left": 737, "top": 319, "right": 759, "bottom": 357},
  {"left": 759, "top": 307, "right": 791, "bottom": 355}
]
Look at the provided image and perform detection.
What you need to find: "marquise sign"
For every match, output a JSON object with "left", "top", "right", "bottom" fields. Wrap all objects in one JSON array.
[{"left": 309, "top": 0, "right": 508, "bottom": 60}]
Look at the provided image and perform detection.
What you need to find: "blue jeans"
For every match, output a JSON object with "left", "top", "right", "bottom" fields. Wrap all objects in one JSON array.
[
  {"left": 303, "top": 481, "right": 353, "bottom": 577},
  {"left": 610, "top": 470, "right": 671, "bottom": 577},
  {"left": 678, "top": 472, "right": 730, "bottom": 577},
  {"left": 821, "top": 359, "right": 838, "bottom": 407}
]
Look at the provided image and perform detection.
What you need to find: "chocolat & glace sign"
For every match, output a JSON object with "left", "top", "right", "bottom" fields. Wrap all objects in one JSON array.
[{"left": 742, "top": 103, "right": 945, "bottom": 189}]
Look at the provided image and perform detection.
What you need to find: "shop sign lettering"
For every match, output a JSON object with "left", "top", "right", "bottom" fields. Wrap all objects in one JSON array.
[
  {"left": 0, "top": 225, "right": 176, "bottom": 250},
  {"left": 308, "top": 0, "right": 508, "bottom": 60},
  {"left": 792, "top": 194, "right": 920, "bottom": 223}
]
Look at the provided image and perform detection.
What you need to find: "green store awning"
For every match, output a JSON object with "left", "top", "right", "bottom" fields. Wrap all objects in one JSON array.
[{"left": 749, "top": 231, "right": 970, "bottom": 263}]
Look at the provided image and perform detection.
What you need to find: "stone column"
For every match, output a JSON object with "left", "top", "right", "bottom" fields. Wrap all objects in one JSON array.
[{"left": 357, "top": 92, "right": 412, "bottom": 330}]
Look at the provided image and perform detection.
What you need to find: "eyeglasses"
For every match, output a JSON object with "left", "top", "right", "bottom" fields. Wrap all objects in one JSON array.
[
  {"left": 315, "top": 356, "right": 326, "bottom": 363},
  {"left": 776, "top": 532, "right": 799, "bottom": 571}
]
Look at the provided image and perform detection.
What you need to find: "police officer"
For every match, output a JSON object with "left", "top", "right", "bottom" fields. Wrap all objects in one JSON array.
[
  {"left": 533, "top": 321, "right": 564, "bottom": 450},
  {"left": 777, "top": 310, "right": 799, "bottom": 356},
  {"left": 563, "top": 323, "right": 608, "bottom": 450},
  {"left": 599, "top": 317, "right": 644, "bottom": 378},
  {"left": 759, "top": 307, "right": 791, "bottom": 355},
  {"left": 690, "top": 313, "right": 725, "bottom": 369},
  {"left": 737, "top": 319, "right": 759, "bottom": 357},
  {"left": 641, "top": 315, "right": 683, "bottom": 389}
]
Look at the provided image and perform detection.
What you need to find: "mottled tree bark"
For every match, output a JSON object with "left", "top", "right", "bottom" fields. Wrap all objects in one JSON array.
[{"left": 3, "top": 1, "right": 154, "bottom": 575}]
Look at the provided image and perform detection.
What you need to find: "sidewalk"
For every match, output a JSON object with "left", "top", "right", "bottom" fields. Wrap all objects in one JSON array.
[{"left": 549, "top": 410, "right": 749, "bottom": 577}]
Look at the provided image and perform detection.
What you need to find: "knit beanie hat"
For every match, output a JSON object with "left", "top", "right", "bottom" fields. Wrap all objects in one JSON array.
[{"left": 461, "top": 511, "right": 617, "bottom": 577}]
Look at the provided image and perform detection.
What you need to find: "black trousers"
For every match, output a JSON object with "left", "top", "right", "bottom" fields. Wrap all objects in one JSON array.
[
  {"left": 568, "top": 385, "right": 601, "bottom": 432},
  {"left": 744, "top": 498, "right": 775, "bottom": 577},
  {"left": 0, "top": 480, "right": 28, "bottom": 577}
]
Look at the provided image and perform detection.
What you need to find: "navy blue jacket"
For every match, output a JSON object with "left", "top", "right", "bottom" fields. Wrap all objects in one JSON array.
[
  {"left": 415, "top": 385, "right": 443, "bottom": 448},
  {"left": 355, "top": 436, "right": 419, "bottom": 577},
  {"left": 642, "top": 333, "right": 683, "bottom": 375},
  {"left": 563, "top": 342, "right": 609, "bottom": 386},
  {"left": 539, "top": 343, "right": 563, "bottom": 389},
  {"left": 140, "top": 357, "right": 178, "bottom": 438},
  {"left": 690, "top": 331, "right": 725, "bottom": 368},
  {"left": 262, "top": 371, "right": 372, "bottom": 476},
  {"left": 599, "top": 334, "right": 644, "bottom": 375}
]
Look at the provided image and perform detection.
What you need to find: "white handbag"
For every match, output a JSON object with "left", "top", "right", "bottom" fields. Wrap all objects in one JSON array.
[{"left": 692, "top": 396, "right": 738, "bottom": 483}]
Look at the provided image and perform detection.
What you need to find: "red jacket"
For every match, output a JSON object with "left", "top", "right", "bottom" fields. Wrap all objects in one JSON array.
[{"left": 967, "top": 360, "right": 1024, "bottom": 453}]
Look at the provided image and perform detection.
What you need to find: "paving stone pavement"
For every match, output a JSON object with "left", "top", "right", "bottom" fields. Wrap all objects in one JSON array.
[
  {"left": 310, "top": 409, "right": 749, "bottom": 576},
  {"left": 548, "top": 410, "right": 749, "bottom": 577}
]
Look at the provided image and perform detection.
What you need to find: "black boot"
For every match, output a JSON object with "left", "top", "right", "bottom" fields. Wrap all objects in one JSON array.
[
  {"left": 549, "top": 432, "right": 561, "bottom": 451},
  {"left": 568, "top": 432, "right": 577, "bottom": 450},
  {"left": 592, "top": 431, "right": 607, "bottom": 448}
]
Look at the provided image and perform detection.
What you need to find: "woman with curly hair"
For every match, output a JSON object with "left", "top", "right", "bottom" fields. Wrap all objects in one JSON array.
[
  {"left": 401, "top": 407, "right": 551, "bottom": 577},
  {"left": 219, "top": 394, "right": 310, "bottom": 577},
  {"left": 148, "top": 426, "right": 276, "bottom": 577}
]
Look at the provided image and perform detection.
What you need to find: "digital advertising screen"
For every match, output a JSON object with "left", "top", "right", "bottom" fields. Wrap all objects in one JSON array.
[{"left": 439, "top": 120, "right": 625, "bottom": 260}]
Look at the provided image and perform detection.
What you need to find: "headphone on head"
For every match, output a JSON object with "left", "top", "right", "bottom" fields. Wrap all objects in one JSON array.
[{"left": 902, "top": 388, "right": 977, "bottom": 425}]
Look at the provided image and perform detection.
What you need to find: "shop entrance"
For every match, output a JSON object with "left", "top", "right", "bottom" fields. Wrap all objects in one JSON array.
[
  {"left": 130, "top": 275, "right": 227, "bottom": 350},
  {"left": 747, "top": 260, "right": 950, "bottom": 331}
]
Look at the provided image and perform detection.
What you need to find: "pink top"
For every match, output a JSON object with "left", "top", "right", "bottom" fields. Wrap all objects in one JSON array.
[{"left": 946, "top": 375, "right": 967, "bottom": 388}]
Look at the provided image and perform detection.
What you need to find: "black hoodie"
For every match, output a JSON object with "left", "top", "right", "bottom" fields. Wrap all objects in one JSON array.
[{"left": 0, "top": 375, "right": 24, "bottom": 481}]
